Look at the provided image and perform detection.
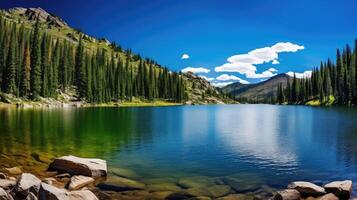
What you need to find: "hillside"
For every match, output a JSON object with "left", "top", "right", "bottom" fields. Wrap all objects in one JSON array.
[
  {"left": 222, "top": 74, "right": 292, "bottom": 103},
  {"left": 0, "top": 7, "right": 228, "bottom": 106}
]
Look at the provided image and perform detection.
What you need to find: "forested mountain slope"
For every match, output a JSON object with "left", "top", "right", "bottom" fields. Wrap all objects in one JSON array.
[
  {"left": 0, "top": 7, "right": 229, "bottom": 106},
  {"left": 222, "top": 74, "right": 292, "bottom": 103}
]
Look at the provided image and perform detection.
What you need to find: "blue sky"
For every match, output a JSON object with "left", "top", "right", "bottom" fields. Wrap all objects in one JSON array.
[{"left": 1, "top": 0, "right": 357, "bottom": 86}]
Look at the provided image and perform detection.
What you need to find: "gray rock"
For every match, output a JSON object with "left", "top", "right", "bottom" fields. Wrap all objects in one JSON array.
[
  {"left": 324, "top": 180, "right": 352, "bottom": 199},
  {"left": 288, "top": 181, "right": 325, "bottom": 197},
  {"left": 38, "top": 183, "right": 69, "bottom": 200},
  {"left": 69, "top": 190, "right": 98, "bottom": 200},
  {"left": 0, "top": 179, "right": 16, "bottom": 190},
  {"left": 0, "top": 188, "right": 13, "bottom": 200},
  {"left": 48, "top": 155, "right": 107, "bottom": 178},
  {"left": 15, "top": 173, "right": 42, "bottom": 196},
  {"left": 67, "top": 175, "right": 94, "bottom": 190},
  {"left": 272, "top": 189, "right": 300, "bottom": 200}
]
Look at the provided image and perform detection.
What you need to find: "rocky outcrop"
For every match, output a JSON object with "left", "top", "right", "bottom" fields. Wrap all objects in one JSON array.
[
  {"left": 67, "top": 175, "right": 94, "bottom": 190},
  {"left": 288, "top": 181, "right": 326, "bottom": 197},
  {"left": 48, "top": 155, "right": 107, "bottom": 178},
  {"left": 323, "top": 180, "right": 352, "bottom": 199}
]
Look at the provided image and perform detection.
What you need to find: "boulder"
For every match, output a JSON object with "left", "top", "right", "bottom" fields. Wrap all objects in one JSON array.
[
  {"left": 0, "top": 179, "right": 16, "bottom": 190},
  {"left": 48, "top": 155, "right": 107, "bottom": 178},
  {"left": 38, "top": 183, "right": 69, "bottom": 200},
  {"left": 4, "top": 167, "right": 21, "bottom": 175},
  {"left": 97, "top": 176, "right": 145, "bottom": 192},
  {"left": 288, "top": 181, "right": 325, "bottom": 197},
  {"left": 15, "top": 173, "right": 42, "bottom": 196},
  {"left": 0, "top": 188, "right": 13, "bottom": 200},
  {"left": 69, "top": 190, "right": 98, "bottom": 200},
  {"left": 67, "top": 175, "right": 94, "bottom": 190},
  {"left": 324, "top": 180, "right": 352, "bottom": 199},
  {"left": 317, "top": 193, "right": 339, "bottom": 200},
  {"left": 272, "top": 189, "right": 300, "bottom": 200}
]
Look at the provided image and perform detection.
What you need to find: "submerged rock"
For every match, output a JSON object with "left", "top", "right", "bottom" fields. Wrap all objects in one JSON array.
[
  {"left": 147, "top": 183, "right": 182, "bottom": 192},
  {"left": 38, "top": 183, "right": 69, "bottom": 200},
  {"left": 4, "top": 167, "right": 21, "bottom": 175},
  {"left": 287, "top": 181, "right": 325, "bottom": 197},
  {"left": 0, "top": 188, "right": 13, "bottom": 200},
  {"left": 323, "top": 180, "right": 352, "bottom": 199},
  {"left": 15, "top": 173, "right": 41, "bottom": 196},
  {"left": 97, "top": 176, "right": 145, "bottom": 192},
  {"left": 67, "top": 175, "right": 94, "bottom": 190},
  {"left": 165, "top": 191, "right": 195, "bottom": 200},
  {"left": 186, "top": 185, "right": 231, "bottom": 198},
  {"left": 48, "top": 155, "right": 107, "bottom": 178},
  {"left": 216, "top": 194, "right": 254, "bottom": 200},
  {"left": 272, "top": 189, "right": 300, "bottom": 200}
]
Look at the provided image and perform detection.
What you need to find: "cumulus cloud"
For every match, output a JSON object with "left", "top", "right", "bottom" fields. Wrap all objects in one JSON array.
[
  {"left": 286, "top": 71, "right": 312, "bottom": 79},
  {"left": 181, "top": 67, "right": 210, "bottom": 74},
  {"left": 199, "top": 75, "right": 214, "bottom": 82},
  {"left": 272, "top": 60, "right": 280, "bottom": 64},
  {"left": 215, "top": 42, "right": 304, "bottom": 79},
  {"left": 216, "top": 74, "right": 249, "bottom": 84},
  {"left": 268, "top": 68, "right": 278, "bottom": 72},
  {"left": 181, "top": 54, "right": 190, "bottom": 59},
  {"left": 212, "top": 82, "right": 234, "bottom": 88}
]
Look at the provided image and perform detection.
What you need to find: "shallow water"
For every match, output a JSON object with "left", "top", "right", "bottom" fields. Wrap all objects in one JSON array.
[{"left": 0, "top": 104, "right": 357, "bottom": 195}]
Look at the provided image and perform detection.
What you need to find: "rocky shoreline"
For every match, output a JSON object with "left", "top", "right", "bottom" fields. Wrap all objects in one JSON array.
[{"left": 0, "top": 155, "right": 354, "bottom": 200}]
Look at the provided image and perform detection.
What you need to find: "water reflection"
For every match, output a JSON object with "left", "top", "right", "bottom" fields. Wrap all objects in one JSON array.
[{"left": 0, "top": 105, "right": 357, "bottom": 193}]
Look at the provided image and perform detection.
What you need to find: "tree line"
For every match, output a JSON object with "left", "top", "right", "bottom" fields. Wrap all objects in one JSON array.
[
  {"left": 0, "top": 15, "right": 186, "bottom": 103},
  {"left": 277, "top": 40, "right": 357, "bottom": 105}
]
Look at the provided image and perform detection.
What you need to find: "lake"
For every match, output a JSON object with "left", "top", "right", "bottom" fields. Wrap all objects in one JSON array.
[{"left": 0, "top": 104, "right": 357, "bottom": 196}]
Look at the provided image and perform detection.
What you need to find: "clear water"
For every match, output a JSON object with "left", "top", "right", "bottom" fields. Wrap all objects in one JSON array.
[{"left": 0, "top": 104, "right": 357, "bottom": 194}]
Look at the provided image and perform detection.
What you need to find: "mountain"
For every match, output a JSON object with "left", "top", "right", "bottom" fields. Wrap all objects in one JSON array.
[
  {"left": 0, "top": 7, "right": 228, "bottom": 106},
  {"left": 222, "top": 74, "right": 292, "bottom": 103}
]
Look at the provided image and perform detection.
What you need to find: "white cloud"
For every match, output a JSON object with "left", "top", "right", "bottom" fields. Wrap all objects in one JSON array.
[
  {"left": 272, "top": 60, "right": 280, "bottom": 64},
  {"left": 181, "top": 54, "right": 190, "bottom": 59},
  {"left": 215, "top": 42, "right": 304, "bottom": 79},
  {"left": 268, "top": 68, "right": 278, "bottom": 72},
  {"left": 286, "top": 71, "right": 312, "bottom": 79},
  {"left": 215, "top": 74, "right": 249, "bottom": 84},
  {"left": 181, "top": 67, "right": 210, "bottom": 74},
  {"left": 212, "top": 82, "right": 234, "bottom": 88},
  {"left": 199, "top": 75, "right": 214, "bottom": 82}
]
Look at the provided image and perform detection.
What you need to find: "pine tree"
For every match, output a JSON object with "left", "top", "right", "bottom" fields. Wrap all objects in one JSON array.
[
  {"left": 20, "top": 42, "right": 31, "bottom": 97},
  {"left": 2, "top": 24, "right": 17, "bottom": 94},
  {"left": 30, "top": 17, "right": 42, "bottom": 99}
]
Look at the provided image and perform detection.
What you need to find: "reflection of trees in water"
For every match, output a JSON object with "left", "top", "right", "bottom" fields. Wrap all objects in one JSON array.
[{"left": 0, "top": 107, "right": 157, "bottom": 160}]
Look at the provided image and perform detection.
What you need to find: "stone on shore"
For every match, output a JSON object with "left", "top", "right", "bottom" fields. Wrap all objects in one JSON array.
[
  {"left": 4, "top": 167, "right": 21, "bottom": 175},
  {"left": 306, "top": 193, "right": 339, "bottom": 200},
  {"left": 0, "top": 179, "right": 16, "bottom": 190},
  {"left": 38, "top": 183, "right": 69, "bottom": 200},
  {"left": 26, "top": 192, "right": 38, "bottom": 200},
  {"left": 69, "top": 190, "right": 98, "bottom": 200},
  {"left": 323, "top": 180, "right": 352, "bottom": 199},
  {"left": 0, "top": 173, "right": 6, "bottom": 179},
  {"left": 272, "top": 189, "right": 300, "bottom": 200},
  {"left": 287, "top": 181, "right": 326, "bottom": 197},
  {"left": 48, "top": 155, "right": 107, "bottom": 178},
  {"left": 0, "top": 188, "right": 13, "bottom": 200},
  {"left": 97, "top": 176, "right": 145, "bottom": 192},
  {"left": 67, "top": 175, "right": 95, "bottom": 190},
  {"left": 15, "top": 173, "right": 41, "bottom": 196}
]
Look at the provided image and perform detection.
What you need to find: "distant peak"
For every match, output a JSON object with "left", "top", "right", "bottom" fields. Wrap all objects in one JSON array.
[{"left": 6, "top": 7, "right": 68, "bottom": 28}]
